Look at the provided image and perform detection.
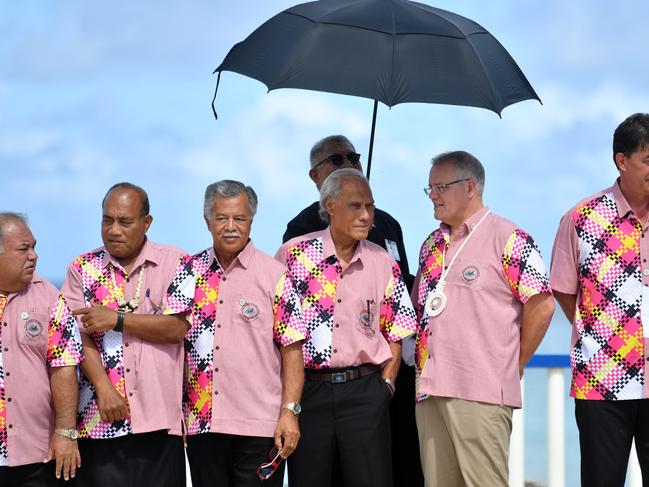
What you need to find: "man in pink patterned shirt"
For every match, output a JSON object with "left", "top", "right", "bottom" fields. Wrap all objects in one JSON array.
[
  {"left": 61, "top": 183, "right": 188, "bottom": 487},
  {"left": 165, "top": 180, "right": 307, "bottom": 487},
  {"left": 412, "top": 151, "right": 554, "bottom": 487},
  {"left": 0, "top": 212, "right": 83, "bottom": 486},
  {"left": 551, "top": 113, "right": 649, "bottom": 487},
  {"left": 276, "top": 168, "right": 418, "bottom": 487}
]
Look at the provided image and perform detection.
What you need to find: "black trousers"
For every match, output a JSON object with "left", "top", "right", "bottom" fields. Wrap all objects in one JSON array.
[
  {"left": 71, "top": 430, "right": 185, "bottom": 487},
  {"left": 288, "top": 371, "right": 393, "bottom": 487},
  {"left": 0, "top": 462, "right": 63, "bottom": 487},
  {"left": 575, "top": 398, "right": 649, "bottom": 487},
  {"left": 186, "top": 433, "right": 284, "bottom": 487}
]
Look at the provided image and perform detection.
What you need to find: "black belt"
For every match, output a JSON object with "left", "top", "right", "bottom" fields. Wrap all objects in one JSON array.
[{"left": 305, "top": 364, "right": 380, "bottom": 383}]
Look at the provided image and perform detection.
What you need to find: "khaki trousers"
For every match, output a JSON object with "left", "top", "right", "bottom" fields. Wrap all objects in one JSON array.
[{"left": 415, "top": 396, "right": 513, "bottom": 487}]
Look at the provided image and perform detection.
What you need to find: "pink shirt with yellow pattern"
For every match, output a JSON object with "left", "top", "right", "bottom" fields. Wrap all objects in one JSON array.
[
  {"left": 551, "top": 182, "right": 649, "bottom": 401},
  {"left": 413, "top": 208, "right": 551, "bottom": 408}
]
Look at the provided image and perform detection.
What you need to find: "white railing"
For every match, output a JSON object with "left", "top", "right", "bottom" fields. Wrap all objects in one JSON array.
[{"left": 509, "top": 355, "right": 642, "bottom": 487}]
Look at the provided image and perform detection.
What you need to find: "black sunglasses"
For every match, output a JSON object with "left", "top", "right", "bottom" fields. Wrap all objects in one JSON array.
[
  {"left": 257, "top": 447, "right": 284, "bottom": 480},
  {"left": 314, "top": 152, "right": 361, "bottom": 169}
]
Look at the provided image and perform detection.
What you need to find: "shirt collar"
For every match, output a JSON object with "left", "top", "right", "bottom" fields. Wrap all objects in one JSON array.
[
  {"left": 4, "top": 274, "right": 43, "bottom": 302},
  {"left": 439, "top": 206, "right": 490, "bottom": 239},
  {"left": 611, "top": 180, "right": 634, "bottom": 219},
  {"left": 322, "top": 226, "right": 366, "bottom": 266},
  {"left": 210, "top": 239, "right": 255, "bottom": 271},
  {"left": 101, "top": 238, "right": 159, "bottom": 273}
]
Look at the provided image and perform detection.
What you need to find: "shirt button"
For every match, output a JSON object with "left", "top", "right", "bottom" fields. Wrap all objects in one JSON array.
[
  {"left": 129, "top": 393, "right": 133, "bottom": 397},
  {"left": 124, "top": 343, "right": 130, "bottom": 347},
  {"left": 8, "top": 425, "right": 12, "bottom": 429},
  {"left": 222, "top": 277, "right": 227, "bottom": 282},
  {"left": 215, "top": 368, "right": 219, "bottom": 372},
  {"left": 219, "top": 299, "right": 223, "bottom": 304},
  {"left": 2, "top": 322, "right": 6, "bottom": 327},
  {"left": 337, "top": 299, "right": 342, "bottom": 303},
  {"left": 644, "top": 269, "right": 649, "bottom": 277},
  {"left": 215, "top": 346, "right": 220, "bottom": 351},
  {"left": 126, "top": 368, "right": 131, "bottom": 373},
  {"left": 335, "top": 323, "right": 340, "bottom": 328},
  {"left": 333, "top": 349, "right": 338, "bottom": 353},
  {"left": 5, "top": 372, "right": 10, "bottom": 377},
  {"left": 3, "top": 347, "right": 7, "bottom": 352},
  {"left": 217, "top": 324, "right": 221, "bottom": 328},
  {"left": 215, "top": 391, "right": 219, "bottom": 395},
  {"left": 7, "top": 397, "right": 11, "bottom": 402}
]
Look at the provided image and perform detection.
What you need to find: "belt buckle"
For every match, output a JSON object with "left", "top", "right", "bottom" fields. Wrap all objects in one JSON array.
[{"left": 331, "top": 372, "right": 347, "bottom": 383}]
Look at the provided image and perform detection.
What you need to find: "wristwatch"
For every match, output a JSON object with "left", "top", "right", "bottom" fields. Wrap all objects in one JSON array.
[
  {"left": 282, "top": 402, "right": 302, "bottom": 416},
  {"left": 55, "top": 428, "right": 79, "bottom": 440}
]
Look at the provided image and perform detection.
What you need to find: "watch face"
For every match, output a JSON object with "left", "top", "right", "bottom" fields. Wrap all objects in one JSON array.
[
  {"left": 69, "top": 430, "right": 79, "bottom": 440},
  {"left": 292, "top": 404, "right": 302, "bottom": 415}
]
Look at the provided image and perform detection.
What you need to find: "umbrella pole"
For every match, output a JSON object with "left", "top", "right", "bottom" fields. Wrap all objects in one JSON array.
[{"left": 366, "top": 100, "right": 378, "bottom": 180}]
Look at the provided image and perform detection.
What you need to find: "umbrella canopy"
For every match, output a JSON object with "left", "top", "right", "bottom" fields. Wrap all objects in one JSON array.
[{"left": 215, "top": 0, "right": 540, "bottom": 176}]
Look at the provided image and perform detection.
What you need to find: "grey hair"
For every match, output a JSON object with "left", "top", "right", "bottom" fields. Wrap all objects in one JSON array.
[
  {"left": 309, "top": 135, "right": 355, "bottom": 168},
  {"left": 203, "top": 180, "right": 258, "bottom": 218},
  {"left": 0, "top": 212, "right": 28, "bottom": 254},
  {"left": 431, "top": 151, "right": 486, "bottom": 197},
  {"left": 318, "top": 168, "right": 370, "bottom": 223}
]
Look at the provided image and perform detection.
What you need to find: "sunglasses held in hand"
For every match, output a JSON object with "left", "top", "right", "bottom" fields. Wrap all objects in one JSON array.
[{"left": 257, "top": 447, "right": 284, "bottom": 480}]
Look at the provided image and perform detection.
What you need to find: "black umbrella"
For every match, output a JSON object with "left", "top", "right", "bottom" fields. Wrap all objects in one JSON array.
[{"left": 214, "top": 0, "right": 540, "bottom": 179}]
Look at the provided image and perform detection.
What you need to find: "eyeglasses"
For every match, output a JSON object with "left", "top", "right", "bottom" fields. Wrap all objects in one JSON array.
[
  {"left": 257, "top": 447, "right": 284, "bottom": 480},
  {"left": 423, "top": 178, "right": 470, "bottom": 196},
  {"left": 314, "top": 152, "right": 361, "bottom": 169}
]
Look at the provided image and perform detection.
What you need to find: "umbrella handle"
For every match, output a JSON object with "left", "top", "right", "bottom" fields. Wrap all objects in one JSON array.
[
  {"left": 211, "top": 71, "right": 221, "bottom": 120},
  {"left": 366, "top": 100, "right": 378, "bottom": 181}
]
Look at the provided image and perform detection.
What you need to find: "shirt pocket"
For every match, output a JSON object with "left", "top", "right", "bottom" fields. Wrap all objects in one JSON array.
[
  {"left": 354, "top": 297, "right": 380, "bottom": 339},
  {"left": 234, "top": 294, "right": 273, "bottom": 331},
  {"left": 19, "top": 311, "right": 50, "bottom": 357}
]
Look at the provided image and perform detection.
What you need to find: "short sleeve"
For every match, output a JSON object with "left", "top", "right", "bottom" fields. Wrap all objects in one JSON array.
[
  {"left": 501, "top": 229, "right": 552, "bottom": 304},
  {"left": 380, "top": 263, "right": 418, "bottom": 342}
]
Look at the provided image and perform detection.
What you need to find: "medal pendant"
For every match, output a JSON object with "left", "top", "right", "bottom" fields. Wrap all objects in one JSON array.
[{"left": 425, "top": 291, "right": 447, "bottom": 317}]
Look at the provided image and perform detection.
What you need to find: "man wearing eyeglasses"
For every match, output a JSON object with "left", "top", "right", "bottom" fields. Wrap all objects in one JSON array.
[
  {"left": 0, "top": 212, "right": 83, "bottom": 486},
  {"left": 412, "top": 151, "right": 555, "bottom": 487},
  {"left": 277, "top": 168, "right": 418, "bottom": 487},
  {"left": 165, "top": 180, "right": 307, "bottom": 487},
  {"left": 61, "top": 183, "right": 188, "bottom": 487},
  {"left": 283, "top": 135, "right": 424, "bottom": 487}
]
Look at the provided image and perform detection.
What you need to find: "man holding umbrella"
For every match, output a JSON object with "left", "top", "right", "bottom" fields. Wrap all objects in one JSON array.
[{"left": 283, "top": 135, "right": 423, "bottom": 486}]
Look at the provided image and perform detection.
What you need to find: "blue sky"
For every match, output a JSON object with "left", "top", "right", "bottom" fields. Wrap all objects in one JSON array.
[{"left": 3, "top": 1, "right": 649, "bottom": 484}]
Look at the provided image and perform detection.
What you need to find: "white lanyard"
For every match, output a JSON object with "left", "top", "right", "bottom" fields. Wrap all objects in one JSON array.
[{"left": 425, "top": 210, "right": 491, "bottom": 317}]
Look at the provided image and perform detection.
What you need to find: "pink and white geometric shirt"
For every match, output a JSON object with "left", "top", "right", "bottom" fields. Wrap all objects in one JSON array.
[
  {"left": 165, "top": 241, "right": 306, "bottom": 437},
  {"left": 62, "top": 239, "right": 187, "bottom": 439},
  {"left": 275, "top": 227, "right": 418, "bottom": 370},
  {"left": 551, "top": 182, "right": 649, "bottom": 400}
]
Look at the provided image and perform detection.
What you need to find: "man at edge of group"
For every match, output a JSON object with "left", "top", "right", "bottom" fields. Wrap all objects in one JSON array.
[
  {"left": 551, "top": 113, "right": 649, "bottom": 487},
  {"left": 412, "top": 151, "right": 554, "bottom": 487},
  {"left": 282, "top": 135, "right": 423, "bottom": 487},
  {"left": 0, "top": 212, "right": 83, "bottom": 486},
  {"left": 277, "top": 168, "right": 419, "bottom": 487},
  {"left": 61, "top": 182, "right": 188, "bottom": 487},
  {"left": 165, "top": 180, "right": 307, "bottom": 487}
]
